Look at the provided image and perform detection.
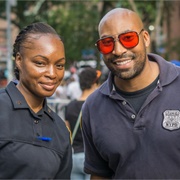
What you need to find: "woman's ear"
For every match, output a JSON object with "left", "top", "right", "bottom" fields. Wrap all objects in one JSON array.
[{"left": 15, "top": 52, "right": 22, "bottom": 70}]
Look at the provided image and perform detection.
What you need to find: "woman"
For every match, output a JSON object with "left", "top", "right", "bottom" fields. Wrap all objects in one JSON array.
[
  {"left": 65, "top": 67, "right": 101, "bottom": 180},
  {"left": 0, "top": 22, "right": 72, "bottom": 179}
]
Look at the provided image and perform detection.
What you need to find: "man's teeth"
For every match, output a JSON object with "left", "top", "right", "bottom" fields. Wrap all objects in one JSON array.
[{"left": 116, "top": 60, "right": 132, "bottom": 65}]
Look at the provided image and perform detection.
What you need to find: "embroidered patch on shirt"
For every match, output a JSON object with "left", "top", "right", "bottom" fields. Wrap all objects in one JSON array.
[{"left": 162, "top": 110, "right": 180, "bottom": 130}]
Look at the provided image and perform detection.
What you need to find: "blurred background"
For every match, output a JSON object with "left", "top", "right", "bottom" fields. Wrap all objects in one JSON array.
[{"left": 0, "top": 0, "right": 180, "bottom": 88}]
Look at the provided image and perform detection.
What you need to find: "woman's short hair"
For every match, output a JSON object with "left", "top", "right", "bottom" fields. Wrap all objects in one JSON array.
[{"left": 13, "top": 22, "right": 61, "bottom": 80}]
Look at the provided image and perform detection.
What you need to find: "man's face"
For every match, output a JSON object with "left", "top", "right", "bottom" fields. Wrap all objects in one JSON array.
[
  {"left": 99, "top": 14, "right": 149, "bottom": 80},
  {"left": 16, "top": 34, "right": 65, "bottom": 99}
]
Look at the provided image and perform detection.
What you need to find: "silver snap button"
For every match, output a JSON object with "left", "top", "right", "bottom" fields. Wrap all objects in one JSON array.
[
  {"left": 16, "top": 100, "right": 22, "bottom": 105},
  {"left": 122, "top": 101, "right": 126, "bottom": 105},
  {"left": 131, "top": 114, "right": 136, "bottom": 119},
  {"left": 34, "top": 120, "right": 39, "bottom": 124}
]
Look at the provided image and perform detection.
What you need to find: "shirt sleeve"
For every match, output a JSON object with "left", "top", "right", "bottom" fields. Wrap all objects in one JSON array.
[{"left": 81, "top": 103, "right": 112, "bottom": 178}]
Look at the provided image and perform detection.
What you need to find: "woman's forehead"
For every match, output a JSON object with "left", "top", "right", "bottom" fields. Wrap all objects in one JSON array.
[
  {"left": 21, "top": 34, "right": 62, "bottom": 50},
  {"left": 25, "top": 33, "right": 60, "bottom": 42}
]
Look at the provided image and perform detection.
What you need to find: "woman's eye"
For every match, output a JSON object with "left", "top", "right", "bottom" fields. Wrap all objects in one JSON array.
[
  {"left": 56, "top": 64, "right": 64, "bottom": 69},
  {"left": 35, "top": 61, "right": 45, "bottom": 66}
]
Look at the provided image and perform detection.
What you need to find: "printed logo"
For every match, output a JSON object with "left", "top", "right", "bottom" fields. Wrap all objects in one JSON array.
[{"left": 163, "top": 110, "right": 180, "bottom": 130}]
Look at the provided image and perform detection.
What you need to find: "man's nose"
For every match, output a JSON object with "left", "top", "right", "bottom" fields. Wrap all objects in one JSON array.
[{"left": 112, "top": 39, "right": 127, "bottom": 56}]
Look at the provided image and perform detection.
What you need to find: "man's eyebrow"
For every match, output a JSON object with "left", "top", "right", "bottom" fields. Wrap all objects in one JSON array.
[{"left": 100, "top": 30, "right": 133, "bottom": 39}]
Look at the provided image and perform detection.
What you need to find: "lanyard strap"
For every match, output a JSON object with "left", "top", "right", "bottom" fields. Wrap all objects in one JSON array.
[{"left": 71, "top": 111, "right": 82, "bottom": 143}]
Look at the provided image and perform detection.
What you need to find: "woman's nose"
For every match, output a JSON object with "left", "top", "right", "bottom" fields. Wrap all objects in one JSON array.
[{"left": 46, "top": 65, "right": 56, "bottom": 79}]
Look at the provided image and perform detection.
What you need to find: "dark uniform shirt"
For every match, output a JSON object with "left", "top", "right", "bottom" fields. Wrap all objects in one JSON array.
[
  {"left": 0, "top": 81, "right": 72, "bottom": 179},
  {"left": 82, "top": 53, "right": 180, "bottom": 179}
]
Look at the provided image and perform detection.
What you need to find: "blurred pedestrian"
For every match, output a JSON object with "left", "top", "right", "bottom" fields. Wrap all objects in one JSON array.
[
  {"left": 66, "top": 79, "right": 82, "bottom": 100},
  {"left": 65, "top": 67, "right": 101, "bottom": 180},
  {"left": 55, "top": 79, "right": 68, "bottom": 99},
  {"left": 0, "top": 22, "right": 72, "bottom": 179},
  {"left": 66, "top": 66, "right": 82, "bottom": 100},
  {"left": 82, "top": 8, "right": 180, "bottom": 179}
]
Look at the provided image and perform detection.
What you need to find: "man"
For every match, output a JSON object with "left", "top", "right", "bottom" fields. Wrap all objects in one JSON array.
[{"left": 82, "top": 8, "right": 180, "bottom": 179}]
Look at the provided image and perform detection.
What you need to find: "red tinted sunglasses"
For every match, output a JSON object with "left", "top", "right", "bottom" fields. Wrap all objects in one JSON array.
[{"left": 95, "top": 29, "right": 144, "bottom": 54}]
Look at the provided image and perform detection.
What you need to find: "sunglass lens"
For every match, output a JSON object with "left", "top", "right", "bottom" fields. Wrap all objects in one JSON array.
[
  {"left": 119, "top": 32, "right": 138, "bottom": 48},
  {"left": 97, "top": 37, "right": 114, "bottom": 54}
]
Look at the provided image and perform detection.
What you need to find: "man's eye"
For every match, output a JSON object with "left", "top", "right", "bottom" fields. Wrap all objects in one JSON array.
[
  {"left": 102, "top": 38, "right": 113, "bottom": 46},
  {"left": 122, "top": 35, "right": 134, "bottom": 42}
]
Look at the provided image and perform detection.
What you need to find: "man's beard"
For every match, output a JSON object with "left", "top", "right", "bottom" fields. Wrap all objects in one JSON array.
[{"left": 103, "top": 52, "right": 146, "bottom": 80}]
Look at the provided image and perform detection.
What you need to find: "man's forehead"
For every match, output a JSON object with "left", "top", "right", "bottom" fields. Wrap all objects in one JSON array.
[
  {"left": 99, "top": 15, "right": 134, "bottom": 33},
  {"left": 100, "top": 8, "right": 132, "bottom": 22},
  {"left": 98, "top": 10, "right": 142, "bottom": 36}
]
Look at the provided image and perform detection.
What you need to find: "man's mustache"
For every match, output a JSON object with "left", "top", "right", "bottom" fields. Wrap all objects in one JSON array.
[{"left": 110, "top": 54, "right": 136, "bottom": 62}]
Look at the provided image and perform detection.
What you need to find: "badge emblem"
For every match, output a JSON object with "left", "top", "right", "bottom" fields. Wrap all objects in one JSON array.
[{"left": 162, "top": 110, "right": 180, "bottom": 130}]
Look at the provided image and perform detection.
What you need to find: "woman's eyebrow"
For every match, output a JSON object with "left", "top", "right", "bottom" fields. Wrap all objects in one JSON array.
[
  {"left": 57, "top": 57, "right": 66, "bottom": 61},
  {"left": 32, "top": 55, "right": 48, "bottom": 60},
  {"left": 32, "top": 55, "right": 65, "bottom": 61}
]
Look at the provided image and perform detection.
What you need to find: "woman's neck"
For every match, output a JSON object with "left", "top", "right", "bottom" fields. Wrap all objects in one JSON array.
[{"left": 16, "top": 84, "right": 44, "bottom": 113}]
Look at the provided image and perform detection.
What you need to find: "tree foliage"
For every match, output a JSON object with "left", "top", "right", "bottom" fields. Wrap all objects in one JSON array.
[
  {"left": 0, "top": 0, "right": 179, "bottom": 66},
  {"left": 47, "top": 2, "right": 100, "bottom": 65}
]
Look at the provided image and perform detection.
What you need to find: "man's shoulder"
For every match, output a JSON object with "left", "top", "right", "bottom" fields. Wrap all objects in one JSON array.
[{"left": 85, "top": 85, "right": 106, "bottom": 105}]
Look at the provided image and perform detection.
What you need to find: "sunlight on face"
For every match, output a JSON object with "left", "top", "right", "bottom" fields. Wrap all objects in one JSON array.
[
  {"left": 16, "top": 34, "right": 65, "bottom": 99},
  {"left": 99, "top": 12, "right": 148, "bottom": 80}
]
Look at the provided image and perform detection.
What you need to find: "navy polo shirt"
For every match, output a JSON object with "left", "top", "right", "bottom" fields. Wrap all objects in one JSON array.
[
  {"left": 0, "top": 81, "right": 72, "bottom": 179},
  {"left": 82, "top": 53, "right": 180, "bottom": 179}
]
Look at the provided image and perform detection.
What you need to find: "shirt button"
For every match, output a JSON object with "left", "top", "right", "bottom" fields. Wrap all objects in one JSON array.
[
  {"left": 16, "top": 100, "right": 22, "bottom": 105},
  {"left": 122, "top": 101, "right": 126, "bottom": 105},
  {"left": 131, "top": 114, "right": 136, "bottom": 119},
  {"left": 34, "top": 120, "right": 39, "bottom": 124}
]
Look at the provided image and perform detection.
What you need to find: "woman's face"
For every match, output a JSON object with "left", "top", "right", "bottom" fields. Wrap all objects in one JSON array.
[{"left": 16, "top": 34, "right": 65, "bottom": 99}]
